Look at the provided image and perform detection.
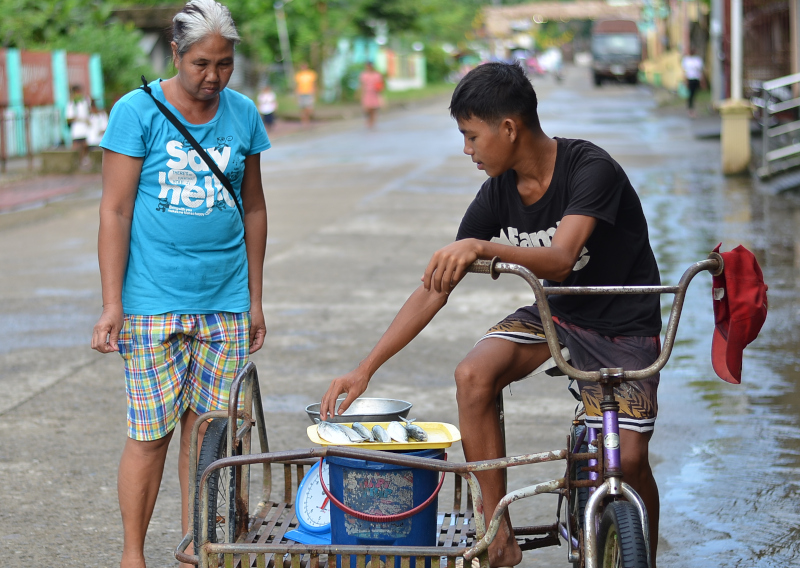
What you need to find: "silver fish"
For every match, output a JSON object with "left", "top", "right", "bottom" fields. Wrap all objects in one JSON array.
[
  {"left": 351, "top": 422, "right": 375, "bottom": 442},
  {"left": 387, "top": 421, "right": 409, "bottom": 443},
  {"left": 372, "top": 424, "right": 392, "bottom": 443},
  {"left": 317, "top": 421, "right": 351, "bottom": 445},
  {"left": 404, "top": 423, "right": 428, "bottom": 442},
  {"left": 338, "top": 423, "right": 367, "bottom": 443}
]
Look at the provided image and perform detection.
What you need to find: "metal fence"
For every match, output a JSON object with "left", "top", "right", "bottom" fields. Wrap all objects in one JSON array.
[
  {"left": 755, "top": 72, "right": 800, "bottom": 178},
  {"left": 0, "top": 106, "right": 64, "bottom": 172}
]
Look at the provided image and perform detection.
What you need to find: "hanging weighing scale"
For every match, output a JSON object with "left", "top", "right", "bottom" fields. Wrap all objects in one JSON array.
[{"left": 285, "top": 459, "right": 332, "bottom": 545}]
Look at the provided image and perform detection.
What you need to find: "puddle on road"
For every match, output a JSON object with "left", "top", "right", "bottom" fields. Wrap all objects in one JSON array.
[{"left": 637, "top": 164, "right": 800, "bottom": 566}]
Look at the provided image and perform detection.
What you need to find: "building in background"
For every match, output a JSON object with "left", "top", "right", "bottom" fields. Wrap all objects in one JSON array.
[{"left": 1, "top": 49, "right": 103, "bottom": 167}]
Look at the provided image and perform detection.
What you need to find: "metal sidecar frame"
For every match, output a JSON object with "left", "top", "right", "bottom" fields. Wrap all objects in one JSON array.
[{"left": 176, "top": 365, "right": 595, "bottom": 568}]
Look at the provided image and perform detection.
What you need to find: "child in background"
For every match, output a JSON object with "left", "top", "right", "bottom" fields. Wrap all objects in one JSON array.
[{"left": 257, "top": 84, "right": 277, "bottom": 132}]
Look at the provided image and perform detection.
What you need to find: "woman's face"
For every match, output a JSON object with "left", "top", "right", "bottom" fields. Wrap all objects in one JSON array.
[{"left": 173, "top": 34, "right": 234, "bottom": 101}]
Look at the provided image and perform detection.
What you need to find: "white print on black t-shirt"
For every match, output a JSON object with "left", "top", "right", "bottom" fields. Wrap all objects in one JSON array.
[
  {"left": 502, "top": 222, "right": 590, "bottom": 271},
  {"left": 155, "top": 138, "right": 237, "bottom": 217}
]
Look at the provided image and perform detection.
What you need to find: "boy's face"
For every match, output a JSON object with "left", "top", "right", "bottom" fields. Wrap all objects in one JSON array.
[{"left": 457, "top": 116, "right": 512, "bottom": 178}]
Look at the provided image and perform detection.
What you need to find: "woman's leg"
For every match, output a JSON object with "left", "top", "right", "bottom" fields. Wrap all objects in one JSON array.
[{"left": 118, "top": 432, "right": 174, "bottom": 568}]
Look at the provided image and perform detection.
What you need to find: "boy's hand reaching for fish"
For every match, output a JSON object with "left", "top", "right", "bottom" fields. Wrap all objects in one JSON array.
[{"left": 320, "top": 369, "right": 371, "bottom": 420}]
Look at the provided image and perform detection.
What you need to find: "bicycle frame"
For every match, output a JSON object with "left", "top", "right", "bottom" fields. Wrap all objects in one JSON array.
[{"left": 465, "top": 253, "right": 723, "bottom": 568}]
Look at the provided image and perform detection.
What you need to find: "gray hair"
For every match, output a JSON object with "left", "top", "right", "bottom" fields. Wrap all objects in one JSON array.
[{"left": 172, "top": 0, "right": 240, "bottom": 57}]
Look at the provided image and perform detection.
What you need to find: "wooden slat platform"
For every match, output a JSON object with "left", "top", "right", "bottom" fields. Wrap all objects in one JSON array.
[{"left": 230, "top": 502, "right": 476, "bottom": 568}]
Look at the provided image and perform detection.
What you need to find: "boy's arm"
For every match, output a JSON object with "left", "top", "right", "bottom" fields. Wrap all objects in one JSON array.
[
  {"left": 319, "top": 284, "right": 450, "bottom": 419},
  {"left": 423, "top": 214, "right": 597, "bottom": 292}
]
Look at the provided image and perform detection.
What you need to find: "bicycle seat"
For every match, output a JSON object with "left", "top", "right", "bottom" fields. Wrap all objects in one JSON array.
[{"left": 521, "top": 347, "right": 571, "bottom": 380}]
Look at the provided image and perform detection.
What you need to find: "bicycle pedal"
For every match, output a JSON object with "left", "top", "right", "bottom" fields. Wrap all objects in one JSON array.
[{"left": 517, "top": 532, "right": 560, "bottom": 551}]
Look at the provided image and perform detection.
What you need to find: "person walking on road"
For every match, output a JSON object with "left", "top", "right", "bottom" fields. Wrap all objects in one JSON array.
[
  {"left": 320, "top": 62, "right": 662, "bottom": 567},
  {"left": 294, "top": 62, "right": 317, "bottom": 127},
  {"left": 66, "top": 84, "right": 92, "bottom": 166},
  {"left": 90, "top": 1, "right": 270, "bottom": 567},
  {"left": 681, "top": 47, "right": 705, "bottom": 118},
  {"left": 257, "top": 83, "right": 277, "bottom": 132},
  {"left": 359, "top": 61, "right": 384, "bottom": 129}
]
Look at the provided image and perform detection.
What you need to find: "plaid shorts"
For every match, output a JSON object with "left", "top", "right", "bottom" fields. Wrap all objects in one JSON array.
[
  {"left": 118, "top": 312, "right": 250, "bottom": 441},
  {"left": 480, "top": 305, "right": 660, "bottom": 433}
]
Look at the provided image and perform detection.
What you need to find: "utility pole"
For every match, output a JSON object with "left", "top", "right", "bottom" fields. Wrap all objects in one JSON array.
[
  {"left": 275, "top": 0, "right": 296, "bottom": 90},
  {"left": 719, "top": 0, "right": 751, "bottom": 174},
  {"left": 730, "top": 0, "right": 743, "bottom": 100},
  {"left": 710, "top": 0, "right": 723, "bottom": 103}
]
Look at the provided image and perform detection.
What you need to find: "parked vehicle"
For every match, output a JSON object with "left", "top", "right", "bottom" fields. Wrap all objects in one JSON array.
[{"left": 591, "top": 19, "right": 642, "bottom": 85}]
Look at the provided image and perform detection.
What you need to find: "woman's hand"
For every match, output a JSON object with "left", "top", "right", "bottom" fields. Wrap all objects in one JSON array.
[
  {"left": 249, "top": 304, "right": 267, "bottom": 354},
  {"left": 91, "top": 303, "right": 124, "bottom": 353}
]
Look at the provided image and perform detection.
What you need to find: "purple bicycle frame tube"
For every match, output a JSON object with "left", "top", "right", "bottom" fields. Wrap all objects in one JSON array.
[{"left": 602, "top": 408, "right": 622, "bottom": 472}]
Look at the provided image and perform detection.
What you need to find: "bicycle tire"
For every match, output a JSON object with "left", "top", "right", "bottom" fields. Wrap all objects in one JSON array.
[
  {"left": 569, "top": 424, "right": 591, "bottom": 567},
  {"left": 194, "top": 418, "right": 234, "bottom": 547},
  {"left": 597, "top": 501, "right": 648, "bottom": 568},
  {"left": 569, "top": 425, "right": 591, "bottom": 527}
]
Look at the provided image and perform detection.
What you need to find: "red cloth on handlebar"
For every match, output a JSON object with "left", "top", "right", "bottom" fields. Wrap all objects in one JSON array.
[{"left": 711, "top": 244, "right": 768, "bottom": 384}]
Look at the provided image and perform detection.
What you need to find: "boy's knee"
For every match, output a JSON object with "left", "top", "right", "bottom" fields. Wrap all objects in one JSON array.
[{"left": 454, "top": 359, "right": 494, "bottom": 403}]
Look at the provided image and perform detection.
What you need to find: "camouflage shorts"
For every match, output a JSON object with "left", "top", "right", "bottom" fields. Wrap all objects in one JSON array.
[{"left": 480, "top": 305, "right": 660, "bottom": 433}]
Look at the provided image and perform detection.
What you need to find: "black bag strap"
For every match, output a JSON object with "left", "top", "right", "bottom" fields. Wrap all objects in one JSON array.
[{"left": 139, "top": 76, "right": 244, "bottom": 221}]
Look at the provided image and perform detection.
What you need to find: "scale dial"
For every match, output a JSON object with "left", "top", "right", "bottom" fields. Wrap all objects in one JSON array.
[{"left": 295, "top": 460, "right": 331, "bottom": 532}]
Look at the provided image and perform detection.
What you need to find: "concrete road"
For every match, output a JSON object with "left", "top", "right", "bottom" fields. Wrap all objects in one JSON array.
[{"left": 1, "top": 65, "right": 797, "bottom": 568}]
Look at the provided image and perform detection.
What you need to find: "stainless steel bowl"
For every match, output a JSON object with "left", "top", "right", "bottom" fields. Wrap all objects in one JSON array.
[{"left": 305, "top": 397, "right": 412, "bottom": 424}]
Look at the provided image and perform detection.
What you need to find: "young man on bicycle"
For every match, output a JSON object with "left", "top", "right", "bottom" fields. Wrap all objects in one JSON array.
[{"left": 320, "top": 62, "right": 662, "bottom": 567}]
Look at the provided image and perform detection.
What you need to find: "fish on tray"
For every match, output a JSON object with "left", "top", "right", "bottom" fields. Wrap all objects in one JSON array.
[
  {"left": 316, "top": 421, "right": 352, "bottom": 445},
  {"left": 352, "top": 422, "right": 375, "bottom": 442},
  {"left": 387, "top": 421, "right": 409, "bottom": 443},
  {"left": 404, "top": 420, "right": 428, "bottom": 442},
  {"left": 372, "top": 424, "right": 392, "bottom": 443}
]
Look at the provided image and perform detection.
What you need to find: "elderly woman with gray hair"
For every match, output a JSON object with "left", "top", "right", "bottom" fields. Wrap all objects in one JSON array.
[{"left": 90, "top": 1, "right": 270, "bottom": 565}]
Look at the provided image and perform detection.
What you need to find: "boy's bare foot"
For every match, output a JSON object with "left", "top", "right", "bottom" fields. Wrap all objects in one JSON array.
[{"left": 487, "top": 523, "right": 523, "bottom": 567}]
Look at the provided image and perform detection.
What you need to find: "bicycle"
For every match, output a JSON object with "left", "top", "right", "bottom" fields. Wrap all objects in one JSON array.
[{"left": 178, "top": 252, "right": 725, "bottom": 568}]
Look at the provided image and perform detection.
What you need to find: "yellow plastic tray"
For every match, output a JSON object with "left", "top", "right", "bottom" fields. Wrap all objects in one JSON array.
[{"left": 307, "top": 421, "right": 461, "bottom": 451}]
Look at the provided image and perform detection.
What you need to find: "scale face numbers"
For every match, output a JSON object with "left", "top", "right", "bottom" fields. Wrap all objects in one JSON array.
[{"left": 296, "top": 461, "right": 331, "bottom": 531}]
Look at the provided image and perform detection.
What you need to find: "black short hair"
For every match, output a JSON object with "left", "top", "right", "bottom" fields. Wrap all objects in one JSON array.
[{"left": 449, "top": 62, "right": 540, "bottom": 131}]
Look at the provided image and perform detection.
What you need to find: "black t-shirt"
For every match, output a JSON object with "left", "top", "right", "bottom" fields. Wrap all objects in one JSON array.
[{"left": 456, "top": 137, "right": 661, "bottom": 337}]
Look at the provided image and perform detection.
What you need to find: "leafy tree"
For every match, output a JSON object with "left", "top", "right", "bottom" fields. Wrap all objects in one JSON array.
[{"left": 0, "top": 0, "right": 494, "bottom": 101}]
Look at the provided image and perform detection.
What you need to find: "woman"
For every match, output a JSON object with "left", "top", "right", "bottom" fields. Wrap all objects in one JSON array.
[
  {"left": 90, "top": 1, "right": 270, "bottom": 566},
  {"left": 359, "top": 62, "right": 384, "bottom": 129}
]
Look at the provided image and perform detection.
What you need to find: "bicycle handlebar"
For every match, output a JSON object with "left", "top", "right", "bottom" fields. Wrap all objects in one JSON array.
[{"left": 466, "top": 253, "right": 724, "bottom": 383}]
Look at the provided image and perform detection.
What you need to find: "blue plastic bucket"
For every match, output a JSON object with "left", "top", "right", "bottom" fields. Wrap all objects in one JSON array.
[{"left": 327, "top": 448, "right": 444, "bottom": 568}]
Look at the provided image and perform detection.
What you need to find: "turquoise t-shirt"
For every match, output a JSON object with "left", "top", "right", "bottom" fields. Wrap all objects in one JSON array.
[{"left": 100, "top": 80, "right": 271, "bottom": 315}]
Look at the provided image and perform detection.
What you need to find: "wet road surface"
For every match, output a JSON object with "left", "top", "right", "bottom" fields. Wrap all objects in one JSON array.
[{"left": 0, "top": 65, "right": 798, "bottom": 567}]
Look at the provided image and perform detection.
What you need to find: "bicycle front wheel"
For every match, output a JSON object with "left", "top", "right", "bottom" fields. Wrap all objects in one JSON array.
[{"left": 597, "top": 501, "right": 648, "bottom": 568}]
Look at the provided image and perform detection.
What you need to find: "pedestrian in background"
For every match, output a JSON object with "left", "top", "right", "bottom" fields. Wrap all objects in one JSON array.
[
  {"left": 294, "top": 62, "right": 317, "bottom": 127},
  {"left": 87, "top": 100, "right": 108, "bottom": 149},
  {"left": 90, "top": 1, "right": 270, "bottom": 567},
  {"left": 681, "top": 47, "right": 705, "bottom": 119},
  {"left": 257, "top": 83, "right": 277, "bottom": 132},
  {"left": 359, "top": 61, "right": 384, "bottom": 129},
  {"left": 66, "top": 84, "right": 91, "bottom": 166}
]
